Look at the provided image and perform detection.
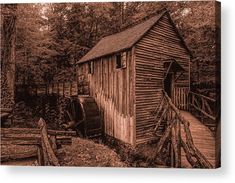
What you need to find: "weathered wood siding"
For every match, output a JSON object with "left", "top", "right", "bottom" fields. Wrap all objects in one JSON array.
[
  {"left": 134, "top": 13, "right": 190, "bottom": 144},
  {"left": 77, "top": 50, "right": 136, "bottom": 145}
]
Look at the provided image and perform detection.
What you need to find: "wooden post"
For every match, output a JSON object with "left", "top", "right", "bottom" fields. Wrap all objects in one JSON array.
[
  {"left": 37, "top": 146, "right": 44, "bottom": 166},
  {"left": 41, "top": 139, "right": 49, "bottom": 165},
  {"left": 170, "top": 118, "right": 181, "bottom": 168},
  {"left": 170, "top": 142, "right": 175, "bottom": 167},
  {"left": 50, "top": 135, "right": 57, "bottom": 152},
  {"left": 38, "top": 118, "right": 60, "bottom": 166},
  {"left": 181, "top": 140, "right": 199, "bottom": 167},
  {"left": 176, "top": 119, "right": 181, "bottom": 167},
  {"left": 153, "top": 121, "right": 175, "bottom": 160}
]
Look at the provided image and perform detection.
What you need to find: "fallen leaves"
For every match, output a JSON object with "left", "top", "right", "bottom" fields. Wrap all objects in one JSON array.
[{"left": 58, "top": 137, "right": 127, "bottom": 167}]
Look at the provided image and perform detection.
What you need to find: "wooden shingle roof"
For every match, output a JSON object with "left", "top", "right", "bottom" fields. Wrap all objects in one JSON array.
[{"left": 78, "top": 11, "right": 167, "bottom": 64}]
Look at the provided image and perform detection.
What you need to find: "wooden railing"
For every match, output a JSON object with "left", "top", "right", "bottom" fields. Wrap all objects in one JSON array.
[
  {"left": 152, "top": 90, "right": 213, "bottom": 168},
  {"left": 188, "top": 91, "right": 217, "bottom": 121},
  {"left": 173, "top": 87, "right": 189, "bottom": 110},
  {"left": 1, "top": 118, "right": 76, "bottom": 166}
]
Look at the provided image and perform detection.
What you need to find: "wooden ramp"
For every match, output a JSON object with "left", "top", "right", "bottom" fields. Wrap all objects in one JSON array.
[{"left": 180, "top": 111, "right": 216, "bottom": 168}]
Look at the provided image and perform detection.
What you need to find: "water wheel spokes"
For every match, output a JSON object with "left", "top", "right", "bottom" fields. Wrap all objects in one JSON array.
[
  {"left": 63, "top": 98, "right": 84, "bottom": 138},
  {"left": 65, "top": 110, "right": 74, "bottom": 122}
]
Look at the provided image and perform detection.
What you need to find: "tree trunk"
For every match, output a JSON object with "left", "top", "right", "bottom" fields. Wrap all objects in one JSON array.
[{"left": 1, "top": 4, "right": 17, "bottom": 108}]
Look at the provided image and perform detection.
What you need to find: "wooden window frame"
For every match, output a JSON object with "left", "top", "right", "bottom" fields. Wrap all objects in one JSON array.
[
  {"left": 116, "top": 54, "right": 122, "bottom": 69},
  {"left": 116, "top": 52, "right": 127, "bottom": 69},
  {"left": 88, "top": 61, "right": 94, "bottom": 74}
]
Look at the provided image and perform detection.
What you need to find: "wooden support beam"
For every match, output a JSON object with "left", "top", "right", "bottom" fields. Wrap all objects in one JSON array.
[
  {"left": 181, "top": 117, "right": 213, "bottom": 168},
  {"left": 171, "top": 124, "right": 178, "bottom": 167},
  {"left": 181, "top": 140, "right": 200, "bottom": 168},
  {"left": 154, "top": 102, "right": 168, "bottom": 132},
  {"left": 153, "top": 121, "right": 175, "bottom": 160},
  {"left": 176, "top": 119, "right": 181, "bottom": 167}
]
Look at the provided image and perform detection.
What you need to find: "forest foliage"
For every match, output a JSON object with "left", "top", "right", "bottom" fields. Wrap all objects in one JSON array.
[{"left": 1, "top": 1, "right": 219, "bottom": 94}]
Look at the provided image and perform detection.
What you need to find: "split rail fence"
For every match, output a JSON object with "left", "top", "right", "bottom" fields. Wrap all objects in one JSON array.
[{"left": 1, "top": 118, "right": 76, "bottom": 166}]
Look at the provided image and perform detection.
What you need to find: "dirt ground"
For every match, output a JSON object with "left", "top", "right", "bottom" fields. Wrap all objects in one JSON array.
[{"left": 57, "top": 138, "right": 127, "bottom": 167}]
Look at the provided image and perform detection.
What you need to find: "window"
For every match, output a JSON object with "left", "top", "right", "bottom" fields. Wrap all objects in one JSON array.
[
  {"left": 116, "top": 54, "right": 122, "bottom": 69},
  {"left": 88, "top": 61, "right": 94, "bottom": 74},
  {"left": 116, "top": 52, "right": 127, "bottom": 69}
]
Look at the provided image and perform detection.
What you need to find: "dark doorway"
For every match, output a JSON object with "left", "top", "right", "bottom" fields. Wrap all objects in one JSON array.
[{"left": 164, "top": 73, "right": 173, "bottom": 98}]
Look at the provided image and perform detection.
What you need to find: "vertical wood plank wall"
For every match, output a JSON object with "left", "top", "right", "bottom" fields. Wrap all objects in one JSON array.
[
  {"left": 134, "top": 13, "right": 190, "bottom": 144},
  {"left": 78, "top": 50, "right": 136, "bottom": 145}
]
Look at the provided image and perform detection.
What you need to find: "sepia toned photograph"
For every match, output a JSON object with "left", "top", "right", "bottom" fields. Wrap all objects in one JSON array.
[{"left": 0, "top": 1, "right": 221, "bottom": 168}]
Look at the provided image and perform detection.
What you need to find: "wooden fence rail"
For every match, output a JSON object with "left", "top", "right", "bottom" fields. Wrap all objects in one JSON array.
[
  {"left": 1, "top": 118, "right": 76, "bottom": 166},
  {"left": 152, "top": 90, "right": 213, "bottom": 168},
  {"left": 188, "top": 91, "right": 217, "bottom": 121}
]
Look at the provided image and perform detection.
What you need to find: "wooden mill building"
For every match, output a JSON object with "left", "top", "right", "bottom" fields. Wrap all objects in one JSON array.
[{"left": 77, "top": 10, "right": 192, "bottom": 145}]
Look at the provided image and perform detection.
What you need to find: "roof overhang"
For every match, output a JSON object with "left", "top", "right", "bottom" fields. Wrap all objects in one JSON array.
[{"left": 164, "top": 59, "right": 186, "bottom": 73}]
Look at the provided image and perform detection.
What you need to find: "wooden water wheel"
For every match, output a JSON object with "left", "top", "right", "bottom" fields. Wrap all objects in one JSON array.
[{"left": 63, "top": 96, "right": 102, "bottom": 139}]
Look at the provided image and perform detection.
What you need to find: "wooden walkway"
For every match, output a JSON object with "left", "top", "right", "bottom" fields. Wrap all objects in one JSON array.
[{"left": 180, "top": 111, "right": 216, "bottom": 168}]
